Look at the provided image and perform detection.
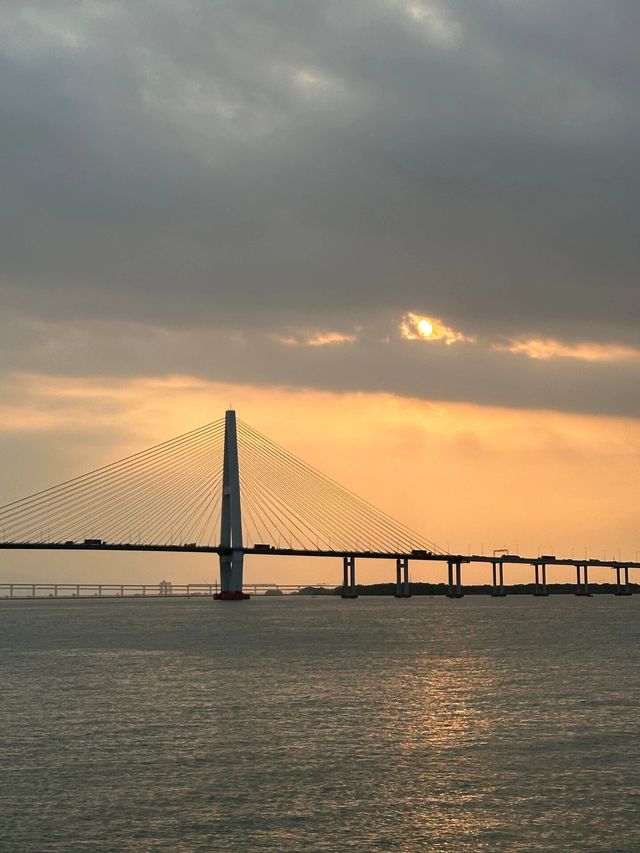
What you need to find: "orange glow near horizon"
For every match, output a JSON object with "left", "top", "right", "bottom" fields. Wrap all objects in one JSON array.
[{"left": 0, "top": 371, "right": 639, "bottom": 586}]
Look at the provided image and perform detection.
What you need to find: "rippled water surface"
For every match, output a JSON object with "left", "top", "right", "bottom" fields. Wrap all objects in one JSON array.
[{"left": 1, "top": 595, "right": 639, "bottom": 852}]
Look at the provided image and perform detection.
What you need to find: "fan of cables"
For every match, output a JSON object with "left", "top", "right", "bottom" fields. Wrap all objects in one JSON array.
[
  {"left": 0, "top": 415, "right": 444, "bottom": 554},
  {"left": 0, "top": 419, "right": 226, "bottom": 545},
  {"left": 236, "top": 419, "right": 444, "bottom": 554}
]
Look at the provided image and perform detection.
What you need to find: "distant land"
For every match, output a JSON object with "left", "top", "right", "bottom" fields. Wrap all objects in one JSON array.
[{"left": 294, "top": 583, "right": 638, "bottom": 596}]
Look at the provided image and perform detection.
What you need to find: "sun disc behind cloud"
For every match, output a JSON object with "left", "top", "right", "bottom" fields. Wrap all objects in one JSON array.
[
  {"left": 400, "top": 312, "right": 471, "bottom": 345},
  {"left": 416, "top": 318, "right": 433, "bottom": 338}
]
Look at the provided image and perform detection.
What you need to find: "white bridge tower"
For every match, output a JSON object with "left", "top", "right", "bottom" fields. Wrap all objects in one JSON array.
[{"left": 214, "top": 409, "right": 249, "bottom": 600}]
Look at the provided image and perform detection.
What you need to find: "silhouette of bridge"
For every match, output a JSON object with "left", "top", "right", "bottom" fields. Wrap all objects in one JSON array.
[{"left": 0, "top": 411, "right": 637, "bottom": 599}]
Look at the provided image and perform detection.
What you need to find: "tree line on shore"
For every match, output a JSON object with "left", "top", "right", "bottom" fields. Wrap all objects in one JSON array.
[{"left": 294, "top": 582, "right": 638, "bottom": 596}]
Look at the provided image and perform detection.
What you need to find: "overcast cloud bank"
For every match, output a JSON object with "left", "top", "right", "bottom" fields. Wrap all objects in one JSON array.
[{"left": 1, "top": 0, "right": 638, "bottom": 415}]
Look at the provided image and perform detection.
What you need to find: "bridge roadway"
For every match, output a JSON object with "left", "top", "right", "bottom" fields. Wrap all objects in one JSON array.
[
  {"left": 0, "top": 541, "right": 638, "bottom": 598},
  {"left": 0, "top": 540, "right": 639, "bottom": 569}
]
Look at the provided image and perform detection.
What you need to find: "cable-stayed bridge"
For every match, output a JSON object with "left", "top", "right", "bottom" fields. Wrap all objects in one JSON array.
[{"left": 0, "top": 411, "right": 637, "bottom": 599}]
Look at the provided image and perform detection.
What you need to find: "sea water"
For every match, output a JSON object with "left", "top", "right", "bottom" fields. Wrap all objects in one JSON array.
[{"left": 1, "top": 595, "right": 638, "bottom": 852}]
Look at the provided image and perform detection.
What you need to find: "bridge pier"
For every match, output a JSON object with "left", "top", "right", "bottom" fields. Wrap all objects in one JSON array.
[
  {"left": 615, "top": 566, "right": 632, "bottom": 596},
  {"left": 491, "top": 560, "right": 507, "bottom": 597},
  {"left": 533, "top": 562, "right": 549, "bottom": 596},
  {"left": 447, "top": 560, "right": 464, "bottom": 598},
  {"left": 575, "top": 563, "right": 592, "bottom": 597},
  {"left": 341, "top": 555, "right": 358, "bottom": 598},
  {"left": 394, "top": 557, "right": 411, "bottom": 598}
]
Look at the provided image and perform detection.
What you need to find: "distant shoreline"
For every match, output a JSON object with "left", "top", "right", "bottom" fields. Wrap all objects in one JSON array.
[{"left": 295, "top": 582, "right": 638, "bottom": 596}]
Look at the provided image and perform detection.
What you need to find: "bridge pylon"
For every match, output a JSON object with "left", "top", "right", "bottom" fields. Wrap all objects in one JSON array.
[{"left": 214, "top": 410, "right": 249, "bottom": 601}]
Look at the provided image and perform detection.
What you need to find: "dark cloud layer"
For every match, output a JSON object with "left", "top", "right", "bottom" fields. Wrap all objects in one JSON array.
[
  {"left": 1, "top": 0, "right": 639, "bottom": 411},
  {"left": 2, "top": 312, "right": 639, "bottom": 418}
]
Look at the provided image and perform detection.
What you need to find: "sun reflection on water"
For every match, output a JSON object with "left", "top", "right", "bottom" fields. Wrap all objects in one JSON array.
[{"left": 398, "top": 657, "right": 494, "bottom": 751}]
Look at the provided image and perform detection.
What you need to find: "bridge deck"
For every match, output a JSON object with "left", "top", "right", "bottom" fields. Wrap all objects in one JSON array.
[{"left": 0, "top": 541, "right": 638, "bottom": 570}]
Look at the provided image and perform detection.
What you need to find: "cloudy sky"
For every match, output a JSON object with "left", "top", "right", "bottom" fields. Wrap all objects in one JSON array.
[{"left": 1, "top": 0, "right": 639, "bottom": 584}]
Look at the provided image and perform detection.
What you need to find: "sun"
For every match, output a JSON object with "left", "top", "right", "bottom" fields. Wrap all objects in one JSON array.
[
  {"left": 400, "top": 311, "right": 470, "bottom": 344},
  {"left": 416, "top": 318, "right": 433, "bottom": 338}
]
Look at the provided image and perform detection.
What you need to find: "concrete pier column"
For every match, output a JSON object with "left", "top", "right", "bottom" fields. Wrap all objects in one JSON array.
[
  {"left": 395, "top": 557, "right": 411, "bottom": 598},
  {"left": 447, "top": 560, "right": 454, "bottom": 597},
  {"left": 341, "top": 555, "right": 358, "bottom": 599},
  {"left": 9, "top": 584, "right": 13, "bottom": 599},
  {"left": 575, "top": 564, "right": 592, "bottom": 597},
  {"left": 491, "top": 560, "right": 507, "bottom": 597},
  {"left": 76, "top": 584, "right": 80, "bottom": 598},
  {"left": 447, "top": 561, "right": 463, "bottom": 598},
  {"left": 615, "top": 566, "right": 632, "bottom": 596},
  {"left": 534, "top": 563, "right": 549, "bottom": 596},
  {"left": 98, "top": 584, "right": 102, "bottom": 598}
]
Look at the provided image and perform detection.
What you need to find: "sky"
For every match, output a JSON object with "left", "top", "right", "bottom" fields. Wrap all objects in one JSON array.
[{"left": 1, "top": 0, "right": 639, "bottom": 586}]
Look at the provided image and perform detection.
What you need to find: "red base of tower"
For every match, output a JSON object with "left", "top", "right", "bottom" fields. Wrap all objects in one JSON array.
[{"left": 213, "top": 591, "right": 251, "bottom": 601}]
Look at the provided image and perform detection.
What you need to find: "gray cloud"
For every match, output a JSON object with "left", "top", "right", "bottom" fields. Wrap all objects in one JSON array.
[
  {"left": 1, "top": 311, "right": 639, "bottom": 418},
  {"left": 1, "top": 0, "right": 639, "bottom": 409}
]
